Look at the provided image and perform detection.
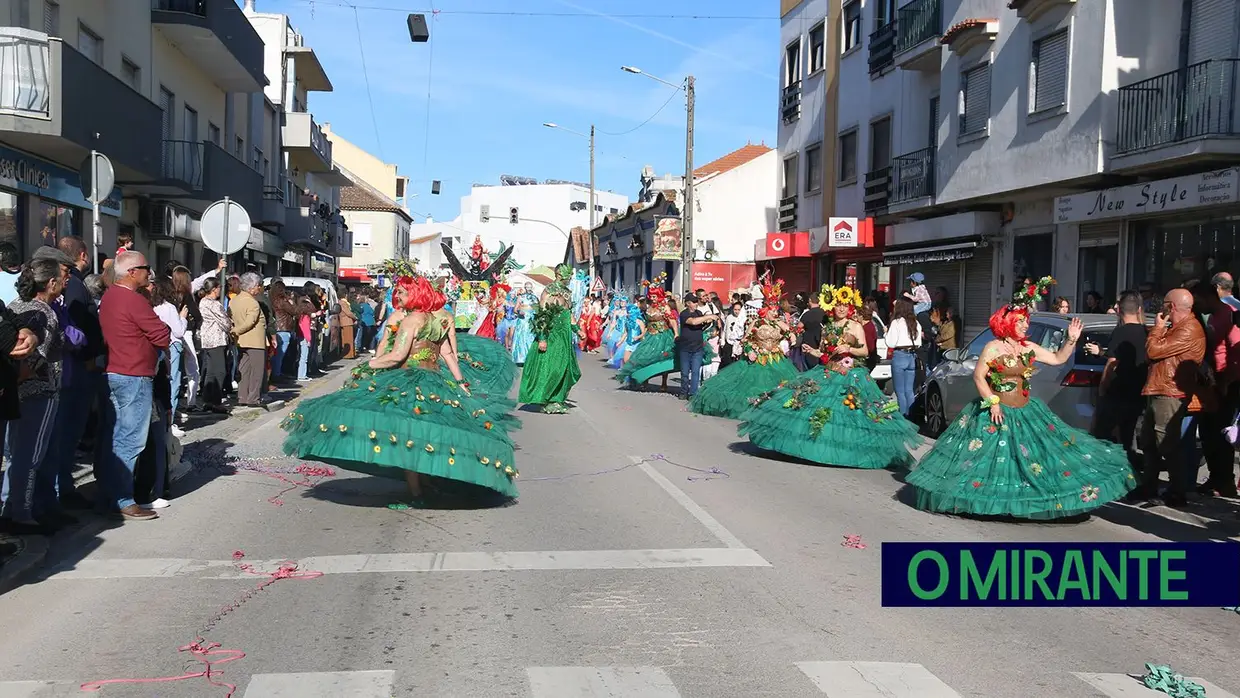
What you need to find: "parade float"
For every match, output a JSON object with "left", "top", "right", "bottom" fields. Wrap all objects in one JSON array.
[{"left": 441, "top": 236, "right": 518, "bottom": 330}]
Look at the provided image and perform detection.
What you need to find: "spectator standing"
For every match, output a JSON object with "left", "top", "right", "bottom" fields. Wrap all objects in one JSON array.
[
  {"left": 338, "top": 288, "right": 357, "bottom": 359},
  {"left": 1088, "top": 291, "right": 1148, "bottom": 469},
  {"left": 230, "top": 273, "right": 268, "bottom": 407},
  {"left": 797, "top": 293, "right": 825, "bottom": 372},
  {"left": 886, "top": 298, "right": 922, "bottom": 416},
  {"left": 677, "top": 295, "right": 715, "bottom": 400},
  {"left": 720, "top": 302, "right": 746, "bottom": 368},
  {"left": 1130, "top": 288, "right": 1206, "bottom": 507},
  {"left": 98, "top": 251, "right": 168, "bottom": 521},
  {"left": 196, "top": 279, "right": 231, "bottom": 413},
  {"left": 1199, "top": 272, "right": 1240, "bottom": 497},
  {"left": 267, "top": 280, "right": 299, "bottom": 379},
  {"left": 0, "top": 242, "right": 21, "bottom": 305}
]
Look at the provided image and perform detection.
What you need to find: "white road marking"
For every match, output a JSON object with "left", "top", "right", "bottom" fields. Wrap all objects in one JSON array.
[
  {"left": 41, "top": 548, "right": 771, "bottom": 580},
  {"left": 242, "top": 670, "right": 396, "bottom": 697},
  {"left": 631, "top": 455, "right": 748, "bottom": 549},
  {"left": 527, "top": 666, "right": 681, "bottom": 697},
  {"left": 796, "top": 662, "right": 962, "bottom": 697},
  {"left": 1073, "top": 672, "right": 1239, "bottom": 697}
]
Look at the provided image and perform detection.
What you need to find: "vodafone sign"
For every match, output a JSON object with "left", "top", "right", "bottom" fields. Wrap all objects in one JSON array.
[{"left": 762, "top": 232, "right": 810, "bottom": 259}]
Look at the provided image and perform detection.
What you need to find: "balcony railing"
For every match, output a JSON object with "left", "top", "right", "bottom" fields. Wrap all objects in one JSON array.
[
  {"left": 0, "top": 28, "right": 50, "bottom": 117},
  {"left": 778, "top": 194, "right": 797, "bottom": 232},
  {"left": 781, "top": 82, "right": 801, "bottom": 122},
  {"left": 1116, "top": 59, "right": 1240, "bottom": 153},
  {"left": 891, "top": 147, "right": 935, "bottom": 203},
  {"left": 895, "top": 0, "right": 942, "bottom": 55},
  {"left": 864, "top": 167, "right": 891, "bottom": 214},
  {"left": 162, "top": 139, "right": 204, "bottom": 191},
  {"left": 869, "top": 22, "right": 897, "bottom": 77}
]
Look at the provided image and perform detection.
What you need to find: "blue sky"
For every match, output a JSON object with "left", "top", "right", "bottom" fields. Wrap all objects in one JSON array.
[{"left": 262, "top": 0, "right": 779, "bottom": 223}]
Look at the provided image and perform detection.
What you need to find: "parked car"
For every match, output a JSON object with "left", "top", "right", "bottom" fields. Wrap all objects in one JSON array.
[
  {"left": 917, "top": 312, "right": 1145, "bottom": 437},
  {"left": 871, "top": 334, "right": 891, "bottom": 390}
]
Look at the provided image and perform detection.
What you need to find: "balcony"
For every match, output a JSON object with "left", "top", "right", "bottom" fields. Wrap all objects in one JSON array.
[
  {"left": 160, "top": 139, "right": 204, "bottom": 192},
  {"left": 890, "top": 147, "right": 935, "bottom": 207},
  {"left": 282, "top": 206, "right": 329, "bottom": 250},
  {"left": 781, "top": 82, "right": 801, "bottom": 123},
  {"left": 151, "top": 0, "right": 266, "bottom": 91},
  {"left": 257, "top": 186, "right": 287, "bottom": 228},
  {"left": 1113, "top": 59, "right": 1240, "bottom": 171},
  {"left": 155, "top": 139, "right": 262, "bottom": 215},
  {"left": 327, "top": 221, "right": 351, "bottom": 257},
  {"left": 0, "top": 29, "right": 162, "bottom": 181},
  {"left": 282, "top": 112, "right": 333, "bottom": 173},
  {"left": 864, "top": 167, "right": 891, "bottom": 215},
  {"left": 868, "top": 22, "right": 896, "bottom": 77},
  {"left": 285, "top": 31, "right": 333, "bottom": 92},
  {"left": 778, "top": 195, "right": 798, "bottom": 232},
  {"left": 894, "top": 0, "right": 942, "bottom": 72}
]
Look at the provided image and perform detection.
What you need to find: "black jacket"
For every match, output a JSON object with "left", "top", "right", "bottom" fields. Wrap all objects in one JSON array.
[
  {"left": 63, "top": 266, "right": 104, "bottom": 363},
  {"left": 0, "top": 300, "right": 44, "bottom": 421}
]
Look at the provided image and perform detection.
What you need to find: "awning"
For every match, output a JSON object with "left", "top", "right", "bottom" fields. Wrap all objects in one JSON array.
[{"left": 883, "top": 240, "right": 979, "bottom": 266}]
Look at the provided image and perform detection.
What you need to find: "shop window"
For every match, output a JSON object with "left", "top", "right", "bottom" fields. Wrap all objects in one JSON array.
[
  {"left": 1012, "top": 232, "right": 1054, "bottom": 296},
  {"left": 0, "top": 191, "right": 22, "bottom": 259},
  {"left": 1129, "top": 216, "right": 1240, "bottom": 296},
  {"left": 37, "top": 201, "right": 78, "bottom": 249}
]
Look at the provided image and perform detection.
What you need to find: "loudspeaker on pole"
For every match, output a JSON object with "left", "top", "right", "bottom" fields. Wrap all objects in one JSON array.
[{"left": 407, "top": 14, "right": 429, "bottom": 42}]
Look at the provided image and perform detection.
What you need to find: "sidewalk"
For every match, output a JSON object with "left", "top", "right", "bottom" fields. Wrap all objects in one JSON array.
[{"left": 0, "top": 362, "right": 354, "bottom": 592}]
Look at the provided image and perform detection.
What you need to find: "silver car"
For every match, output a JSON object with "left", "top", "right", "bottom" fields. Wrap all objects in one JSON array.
[{"left": 919, "top": 313, "right": 1132, "bottom": 437}]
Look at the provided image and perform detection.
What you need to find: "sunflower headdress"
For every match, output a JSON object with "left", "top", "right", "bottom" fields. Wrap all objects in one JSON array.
[
  {"left": 1009, "top": 276, "right": 1055, "bottom": 311},
  {"left": 819, "top": 284, "right": 863, "bottom": 312}
]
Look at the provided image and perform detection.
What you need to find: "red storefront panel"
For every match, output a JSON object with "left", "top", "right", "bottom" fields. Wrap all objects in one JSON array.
[{"left": 691, "top": 262, "right": 757, "bottom": 298}]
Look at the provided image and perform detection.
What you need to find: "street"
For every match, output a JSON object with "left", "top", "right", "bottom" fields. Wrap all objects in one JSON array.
[{"left": 0, "top": 359, "right": 1237, "bottom": 698}]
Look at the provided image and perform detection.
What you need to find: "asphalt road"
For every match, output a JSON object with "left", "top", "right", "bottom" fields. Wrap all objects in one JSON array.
[{"left": 0, "top": 356, "right": 1237, "bottom": 698}]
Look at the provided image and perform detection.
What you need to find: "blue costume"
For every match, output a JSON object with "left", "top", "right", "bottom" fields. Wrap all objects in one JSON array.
[
  {"left": 495, "top": 294, "right": 517, "bottom": 348},
  {"left": 602, "top": 293, "right": 627, "bottom": 360},
  {"left": 606, "top": 301, "right": 644, "bottom": 370},
  {"left": 510, "top": 290, "right": 538, "bottom": 364}
]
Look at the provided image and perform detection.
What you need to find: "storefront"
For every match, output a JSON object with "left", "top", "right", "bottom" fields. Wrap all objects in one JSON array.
[
  {"left": 0, "top": 144, "right": 122, "bottom": 259},
  {"left": 1054, "top": 168, "right": 1239, "bottom": 303},
  {"left": 308, "top": 251, "right": 336, "bottom": 279},
  {"left": 754, "top": 231, "right": 813, "bottom": 297},
  {"left": 593, "top": 193, "right": 680, "bottom": 295},
  {"left": 809, "top": 218, "right": 889, "bottom": 302},
  {"left": 281, "top": 248, "right": 307, "bottom": 276}
]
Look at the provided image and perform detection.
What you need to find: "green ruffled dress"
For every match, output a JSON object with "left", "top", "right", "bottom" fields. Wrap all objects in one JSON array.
[
  {"left": 615, "top": 313, "right": 677, "bottom": 385},
  {"left": 737, "top": 361, "right": 920, "bottom": 469},
  {"left": 283, "top": 312, "right": 521, "bottom": 498},
  {"left": 905, "top": 350, "right": 1136, "bottom": 519},
  {"left": 448, "top": 332, "right": 517, "bottom": 398},
  {"left": 518, "top": 302, "right": 581, "bottom": 412},
  {"left": 691, "top": 352, "right": 798, "bottom": 419}
]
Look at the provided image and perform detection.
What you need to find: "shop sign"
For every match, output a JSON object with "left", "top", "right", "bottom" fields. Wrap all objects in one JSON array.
[
  {"left": 691, "top": 262, "right": 756, "bottom": 297},
  {"left": 1054, "top": 168, "right": 1238, "bottom": 224},
  {"left": 0, "top": 145, "right": 122, "bottom": 216},
  {"left": 652, "top": 216, "right": 683, "bottom": 261},
  {"left": 828, "top": 217, "right": 858, "bottom": 247},
  {"left": 310, "top": 252, "right": 335, "bottom": 275},
  {"left": 764, "top": 231, "right": 811, "bottom": 259},
  {"left": 282, "top": 249, "right": 304, "bottom": 264}
]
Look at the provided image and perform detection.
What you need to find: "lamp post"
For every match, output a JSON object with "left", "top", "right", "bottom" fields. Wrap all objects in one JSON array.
[
  {"left": 543, "top": 122, "right": 596, "bottom": 280},
  {"left": 621, "top": 66, "right": 694, "bottom": 296}
]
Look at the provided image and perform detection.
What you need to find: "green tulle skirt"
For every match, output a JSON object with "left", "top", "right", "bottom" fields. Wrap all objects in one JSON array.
[
  {"left": 615, "top": 330, "right": 677, "bottom": 384},
  {"left": 905, "top": 398, "right": 1136, "bottom": 519},
  {"left": 282, "top": 365, "right": 520, "bottom": 498},
  {"left": 737, "top": 366, "right": 920, "bottom": 469},
  {"left": 690, "top": 355, "right": 799, "bottom": 419},
  {"left": 447, "top": 332, "right": 517, "bottom": 398},
  {"left": 518, "top": 313, "right": 581, "bottom": 406}
]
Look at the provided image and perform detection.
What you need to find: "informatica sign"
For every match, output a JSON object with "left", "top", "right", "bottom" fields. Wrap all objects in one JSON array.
[{"left": 1054, "top": 168, "right": 1238, "bottom": 224}]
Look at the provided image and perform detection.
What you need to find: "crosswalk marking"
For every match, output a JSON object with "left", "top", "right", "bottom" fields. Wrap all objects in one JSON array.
[
  {"left": 527, "top": 667, "right": 681, "bottom": 697},
  {"left": 795, "top": 662, "right": 963, "bottom": 697},
  {"left": 241, "top": 670, "right": 396, "bottom": 697},
  {"left": 1074, "top": 673, "right": 1240, "bottom": 698}
]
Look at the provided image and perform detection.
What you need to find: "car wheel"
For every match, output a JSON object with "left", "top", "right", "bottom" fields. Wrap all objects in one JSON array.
[{"left": 924, "top": 383, "right": 947, "bottom": 438}]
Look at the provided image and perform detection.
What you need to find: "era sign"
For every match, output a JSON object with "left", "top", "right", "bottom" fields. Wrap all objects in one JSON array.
[{"left": 828, "top": 217, "right": 858, "bottom": 247}]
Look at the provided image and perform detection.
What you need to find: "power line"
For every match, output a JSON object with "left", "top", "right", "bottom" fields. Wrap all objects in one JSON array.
[
  {"left": 291, "top": 1, "right": 776, "bottom": 20},
  {"left": 348, "top": 2, "right": 385, "bottom": 159},
  {"left": 421, "top": 1, "right": 436, "bottom": 176},
  {"left": 598, "top": 89, "right": 681, "bottom": 136}
]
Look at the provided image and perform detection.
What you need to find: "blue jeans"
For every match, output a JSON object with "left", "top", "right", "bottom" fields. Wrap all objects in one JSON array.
[
  {"left": 1, "top": 394, "right": 59, "bottom": 522},
  {"left": 297, "top": 336, "right": 311, "bottom": 380},
  {"left": 100, "top": 374, "right": 153, "bottom": 511},
  {"left": 891, "top": 349, "right": 917, "bottom": 416},
  {"left": 46, "top": 375, "right": 100, "bottom": 502},
  {"left": 274, "top": 331, "right": 293, "bottom": 378},
  {"left": 679, "top": 348, "right": 704, "bottom": 397},
  {"left": 168, "top": 341, "right": 183, "bottom": 415}
]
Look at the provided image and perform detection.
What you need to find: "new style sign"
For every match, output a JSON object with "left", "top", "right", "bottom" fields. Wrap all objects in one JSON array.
[{"left": 1054, "top": 168, "right": 1238, "bottom": 224}]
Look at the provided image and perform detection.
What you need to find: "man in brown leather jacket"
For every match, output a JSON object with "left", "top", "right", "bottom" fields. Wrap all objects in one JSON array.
[{"left": 1131, "top": 288, "right": 1206, "bottom": 506}]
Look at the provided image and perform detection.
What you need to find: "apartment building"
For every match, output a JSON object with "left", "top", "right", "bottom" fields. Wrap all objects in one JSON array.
[
  {"left": 0, "top": 0, "right": 280, "bottom": 274},
  {"left": 780, "top": 0, "right": 1240, "bottom": 334},
  {"left": 245, "top": 1, "right": 350, "bottom": 280}
]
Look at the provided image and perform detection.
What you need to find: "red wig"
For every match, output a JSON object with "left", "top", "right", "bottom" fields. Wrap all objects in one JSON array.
[
  {"left": 490, "top": 282, "right": 511, "bottom": 301},
  {"left": 988, "top": 305, "right": 1029, "bottom": 341},
  {"left": 395, "top": 275, "right": 447, "bottom": 313}
]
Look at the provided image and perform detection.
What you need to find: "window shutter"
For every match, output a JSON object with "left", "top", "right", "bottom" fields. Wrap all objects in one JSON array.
[
  {"left": 1032, "top": 31, "right": 1068, "bottom": 111},
  {"left": 43, "top": 1, "right": 58, "bottom": 34},
  {"left": 961, "top": 64, "right": 990, "bottom": 135}
]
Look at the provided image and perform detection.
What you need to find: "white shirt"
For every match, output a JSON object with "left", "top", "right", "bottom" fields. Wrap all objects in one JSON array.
[{"left": 884, "top": 317, "right": 922, "bottom": 350}]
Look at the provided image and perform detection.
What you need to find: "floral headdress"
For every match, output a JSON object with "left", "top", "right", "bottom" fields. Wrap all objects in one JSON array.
[
  {"left": 1009, "top": 276, "right": 1055, "bottom": 311},
  {"left": 761, "top": 277, "right": 785, "bottom": 308},
  {"left": 373, "top": 258, "right": 421, "bottom": 279},
  {"left": 640, "top": 271, "right": 669, "bottom": 295},
  {"left": 819, "top": 284, "right": 862, "bottom": 312},
  {"left": 489, "top": 282, "right": 511, "bottom": 301}
]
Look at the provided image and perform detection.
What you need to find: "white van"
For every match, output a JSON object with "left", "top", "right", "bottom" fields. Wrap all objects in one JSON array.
[{"left": 265, "top": 276, "right": 343, "bottom": 358}]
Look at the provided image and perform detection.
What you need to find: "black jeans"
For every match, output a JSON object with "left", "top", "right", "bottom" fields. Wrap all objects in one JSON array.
[
  {"left": 1198, "top": 383, "right": 1239, "bottom": 491},
  {"left": 1092, "top": 394, "right": 1143, "bottom": 471},
  {"left": 201, "top": 346, "right": 228, "bottom": 406}
]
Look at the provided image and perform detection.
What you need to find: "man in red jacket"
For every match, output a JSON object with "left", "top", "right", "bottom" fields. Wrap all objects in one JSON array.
[{"left": 98, "top": 251, "right": 169, "bottom": 520}]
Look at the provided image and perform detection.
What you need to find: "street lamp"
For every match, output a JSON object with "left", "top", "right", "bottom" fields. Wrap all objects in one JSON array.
[
  {"left": 622, "top": 65, "right": 695, "bottom": 296},
  {"left": 543, "top": 121, "right": 596, "bottom": 280}
]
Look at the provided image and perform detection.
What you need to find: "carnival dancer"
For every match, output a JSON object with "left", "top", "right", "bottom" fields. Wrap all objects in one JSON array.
[
  {"left": 601, "top": 293, "right": 626, "bottom": 360},
  {"left": 519, "top": 264, "right": 582, "bottom": 413},
  {"left": 737, "top": 284, "right": 920, "bottom": 468},
  {"left": 447, "top": 283, "right": 517, "bottom": 398},
  {"left": 690, "top": 278, "right": 799, "bottom": 419},
  {"left": 283, "top": 275, "right": 520, "bottom": 507},
  {"left": 496, "top": 291, "right": 517, "bottom": 351},
  {"left": 607, "top": 298, "right": 644, "bottom": 369},
  {"left": 580, "top": 298, "right": 604, "bottom": 352},
  {"left": 510, "top": 283, "right": 538, "bottom": 364},
  {"left": 615, "top": 274, "right": 679, "bottom": 389},
  {"left": 905, "top": 278, "right": 1136, "bottom": 519},
  {"left": 470, "top": 282, "right": 503, "bottom": 340}
]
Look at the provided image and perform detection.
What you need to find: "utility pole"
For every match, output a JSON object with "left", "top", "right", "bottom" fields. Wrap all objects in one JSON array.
[
  {"left": 589, "top": 124, "right": 596, "bottom": 281},
  {"left": 681, "top": 75, "right": 695, "bottom": 296}
]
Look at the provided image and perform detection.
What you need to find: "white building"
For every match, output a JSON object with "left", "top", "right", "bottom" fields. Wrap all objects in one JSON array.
[
  {"left": 336, "top": 169, "right": 413, "bottom": 284},
  {"left": 411, "top": 177, "right": 630, "bottom": 270},
  {"left": 780, "top": 0, "right": 1240, "bottom": 334}
]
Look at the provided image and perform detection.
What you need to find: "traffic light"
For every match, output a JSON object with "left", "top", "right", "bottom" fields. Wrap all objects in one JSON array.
[{"left": 509, "top": 207, "right": 519, "bottom": 224}]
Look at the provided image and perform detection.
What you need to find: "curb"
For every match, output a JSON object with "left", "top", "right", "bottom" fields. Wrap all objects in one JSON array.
[{"left": 0, "top": 534, "right": 48, "bottom": 594}]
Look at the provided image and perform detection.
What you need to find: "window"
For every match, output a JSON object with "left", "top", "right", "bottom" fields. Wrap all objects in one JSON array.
[
  {"left": 873, "top": 0, "right": 895, "bottom": 29},
  {"left": 784, "top": 40, "right": 801, "bottom": 86},
  {"left": 808, "top": 23, "right": 826, "bottom": 73},
  {"left": 805, "top": 143, "right": 823, "bottom": 192},
  {"left": 208, "top": 123, "right": 221, "bottom": 146},
  {"left": 235, "top": 136, "right": 244, "bottom": 158},
  {"left": 262, "top": 157, "right": 270, "bottom": 183},
  {"left": 838, "top": 129, "right": 858, "bottom": 183},
  {"left": 959, "top": 63, "right": 991, "bottom": 136},
  {"left": 781, "top": 155, "right": 798, "bottom": 197},
  {"left": 183, "top": 105, "right": 198, "bottom": 142},
  {"left": 43, "top": 1, "right": 59, "bottom": 35},
  {"left": 869, "top": 117, "right": 892, "bottom": 171},
  {"left": 352, "top": 222, "right": 372, "bottom": 248},
  {"left": 9, "top": 0, "right": 30, "bottom": 29},
  {"left": 843, "top": 1, "right": 862, "bottom": 52},
  {"left": 77, "top": 22, "right": 102, "bottom": 65},
  {"left": 252, "top": 146, "right": 262, "bottom": 172},
  {"left": 1029, "top": 30, "right": 1069, "bottom": 113},
  {"left": 964, "top": 330, "right": 995, "bottom": 360},
  {"left": 121, "top": 57, "right": 140, "bottom": 91}
]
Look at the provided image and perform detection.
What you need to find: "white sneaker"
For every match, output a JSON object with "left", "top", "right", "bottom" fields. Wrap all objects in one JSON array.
[
  {"left": 143, "top": 498, "right": 170, "bottom": 509},
  {"left": 170, "top": 425, "right": 186, "bottom": 438},
  {"left": 231, "top": 381, "right": 239, "bottom": 389}
]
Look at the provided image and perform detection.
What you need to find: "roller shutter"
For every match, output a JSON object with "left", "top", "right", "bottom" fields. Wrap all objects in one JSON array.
[
  {"left": 1189, "top": 0, "right": 1239, "bottom": 64},
  {"left": 767, "top": 258, "right": 814, "bottom": 298},
  {"left": 962, "top": 246, "right": 995, "bottom": 332},
  {"left": 1079, "top": 221, "right": 1121, "bottom": 243}
]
